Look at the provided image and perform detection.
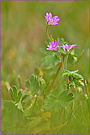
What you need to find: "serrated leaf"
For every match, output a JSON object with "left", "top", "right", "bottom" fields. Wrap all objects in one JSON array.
[
  {"left": 9, "top": 88, "right": 15, "bottom": 101},
  {"left": 4, "top": 100, "right": 23, "bottom": 124},
  {"left": 13, "top": 85, "right": 17, "bottom": 99},
  {"left": 23, "top": 99, "right": 35, "bottom": 116},
  {"left": 41, "top": 52, "right": 60, "bottom": 68},
  {"left": 45, "top": 94, "right": 56, "bottom": 104},
  {"left": 15, "top": 100, "right": 23, "bottom": 112},
  {"left": 9, "top": 86, "right": 22, "bottom": 103},
  {"left": 58, "top": 90, "right": 68, "bottom": 100},
  {"left": 64, "top": 93, "right": 74, "bottom": 102},
  {"left": 25, "top": 79, "right": 31, "bottom": 88},
  {"left": 40, "top": 109, "right": 51, "bottom": 121},
  {"left": 30, "top": 75, "right": 39, "bottom": 89},
  {"left": 25, "top": 75, "right": 39, "bottom": 96},
  {"left": 62, "top": 70, "right": 83, "bottom": 80},
  {"left": 17, "top": 91, "right": 22, "bottom": 102},
  {"left": 42, "top": 92, "right": 74, "bottom": 112}
]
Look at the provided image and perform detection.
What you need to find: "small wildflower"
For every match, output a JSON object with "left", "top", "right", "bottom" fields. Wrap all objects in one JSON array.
[
  {"left": 46, "top": 40, "right": 59, "bottom": 51},
  {"left": 60, "top": 44, "right": 76, "bottom": 53},
  {"left": 45, "top": 12, "right": 60, "bottom": 26}
]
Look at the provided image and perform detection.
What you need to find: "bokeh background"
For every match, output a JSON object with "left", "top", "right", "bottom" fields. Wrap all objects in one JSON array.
[
  {"left": 1, "top": 1, "right": 89, "bottom": 134},
  {"left": 1, "top": 0, "right": 89, "bottom": 116}
]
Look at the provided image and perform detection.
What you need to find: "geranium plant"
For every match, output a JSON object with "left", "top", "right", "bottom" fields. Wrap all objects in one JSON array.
[{"left": 2, "top": 12, "right": 89, "bottom": 134}]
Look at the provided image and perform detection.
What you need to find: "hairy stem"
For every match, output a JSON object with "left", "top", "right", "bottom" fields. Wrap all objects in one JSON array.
[
  {"left": 48, "top": 62, "right": 62, "bottom": 93},
  {"left": 46, "top": 25, "right": 52, "bottom": 42},
  {"left": 65, "top": 54, "right": 68, "bottom": 72},
  {"left": 65, "top": 54, "right": 69, "bottom": 89},
  {"left": 58, "top": 51, "right": 64, "bottom": 73}
]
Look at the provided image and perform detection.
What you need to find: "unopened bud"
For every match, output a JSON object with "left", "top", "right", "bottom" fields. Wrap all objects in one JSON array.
[
  {"left": 34, "top": 66, "right": 41, "bottom": 75},
  {"left": 39, "top": 78, "right": 45, "bottom": 86}
]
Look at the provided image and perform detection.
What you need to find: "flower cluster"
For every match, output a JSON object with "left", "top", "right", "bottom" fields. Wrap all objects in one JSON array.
[
  {"left": 45, "top": 12, "right": 76, "bottom": 52},
  {"left": 46, "top": 41, "right": 76, "bottom": 52}
]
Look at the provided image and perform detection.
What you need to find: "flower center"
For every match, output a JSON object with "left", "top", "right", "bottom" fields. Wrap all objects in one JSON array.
[
  {"left": 53, "top": 45, "right": 55, "bottom": 48},
  {"left": 49, "top": 19, "right": 53, "bottom": 23}
]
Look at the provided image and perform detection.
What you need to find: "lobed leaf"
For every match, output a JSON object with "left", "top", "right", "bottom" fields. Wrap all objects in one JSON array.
[
  {"left": 42, "top": 92, "right": 74, "bottom": 112},
  {"left": 9, "top": 85, "right": 22, "bottom": 103},
  {"left": 4, "top": 100, "right": 23, "bottom": 124},
  {"left": 62, "top": 70, "right": 83, "bottom": 80},
  {"left": 25, "top": 74, "right": 39, "bottom": 96},
  {"left": 41, "top": 52, "right": 60, "bottom": 68}
]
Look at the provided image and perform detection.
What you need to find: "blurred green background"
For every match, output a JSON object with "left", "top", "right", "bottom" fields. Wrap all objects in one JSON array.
[
  {"left": 1, "top": 0, "right": 89, "bottom": 98},
  {"left": 1, "top": 1, "right": 89, "bottom": 134},
  {"left": 1, "top": 0, "right": 89, "bottom": 106},
  {"left": 1, "top": 0, "right": 89, "bottom": 97}
]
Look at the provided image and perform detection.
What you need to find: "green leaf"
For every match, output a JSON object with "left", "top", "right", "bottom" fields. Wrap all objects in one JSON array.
[
  {"left": 4, "top": 100, "right": 23, "bottom": 124},
  {"left": 58, "top": 90, "right": 68, "bottom": 100},
  {"left": 18, "top": 91, "right": 22, "bottom": 99},
  {"left": 25, "top": 79, "right": 31, "bottom": 89},
  {"left": 27, "top": 117, "right": 50, "bottom": 134},
  {"left": 9, "top": 85, "right": 22, "bottom": 103},
  {"left": 13, "top": 85, "right": 17, "bottom": 97},
  {"left": 23, "top": 99, "right": 35, "bottom": 117},
  {"left": 40, "top": 48, "right": 52, "bottom": 55},
  {"left": 42, "top": 92, "right": 74, "bottom": 112},
  {"left": 34, "top": 97, "right": 43, "bottom": 114},
  {"left": 25, "top": 74, "right": 39, "bottom": 96},
  {"left": 15, "top": 100, "right": 23, "bottom": 112},
  {"left": 41, "top": 52, "right": 60, "bottom": 68},
  {"left": 59, "top": 47, "right": 66, "bottom": 56},
  {"left": 62, "top": 70, "right": 83, "bottom": 80},
  {"left": 9, "top": 88, "right": 15, "bottom": 101},
  {"left": 42, "top": 94, "right": 56, "bottom": 112},
  {"left": 58, "top": 38, "right": 65, "bottom": 46},
  {"left": 64, "top": 93, "right": 74, "bottom": 102},
  {"left": 58, "top": 38, "right": 68, "bottom": 46},
  {"left": 68, "top": 53, "right": 77, "bottom": 63}
]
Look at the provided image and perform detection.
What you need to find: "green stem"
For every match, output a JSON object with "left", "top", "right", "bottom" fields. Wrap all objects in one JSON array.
[
  {"left": 65, "top": 54, "right": 68, "bottom": 72},
  {"left": 46, "top": 25, "right": 52, "bottom": 42},
  {"left": 42, "top": 86, "right": 45, "bottom": 99},
  {"left": 57, "top": 51, "right": 64, "bottom": 73},
  {"left": 65, "top": 54, "right": 69, "bottom": 90},
  {"left": 48, "top": 52, "right": 65, "bottom": 93},
  {"left": 48, "top": 62, "right": 62, "bottom": 93}
]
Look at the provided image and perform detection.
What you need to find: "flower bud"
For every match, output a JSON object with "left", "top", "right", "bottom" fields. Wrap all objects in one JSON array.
[
  {"left": 39, "top": 78, "right": 45, "bottom": 86},
  {"left": 34, "top": 66, "right": 41, "bottom": 75}
]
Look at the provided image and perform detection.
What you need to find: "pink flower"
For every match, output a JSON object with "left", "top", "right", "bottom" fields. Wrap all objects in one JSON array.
[
  {"left": 60, "top": 44, "right": 76, "bottom": 52},
  {"left": 45, "top": 12, "right": 60, "bottom": 26},
  {"left": 46, "top": 40, "right": 59, "bottom": 51}
]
